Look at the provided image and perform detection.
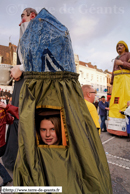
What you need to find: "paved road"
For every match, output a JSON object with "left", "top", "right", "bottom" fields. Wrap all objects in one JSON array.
[
  {"left": 0, "top": 130, "right": 130, "bottom": 194},
  {"left": 100, "top": 131, "right": 130, "bottom": 194}
]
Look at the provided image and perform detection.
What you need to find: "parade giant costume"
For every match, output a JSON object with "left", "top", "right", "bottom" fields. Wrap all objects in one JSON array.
[
  {"left": 13, "top": 9, "right": 112, "bottom": 193},
  {"left": 3, "top": 8, "right": 37, "bottom": 171},
  {"left": 108, "top": 41, "right": 130, "bottom": 136}
]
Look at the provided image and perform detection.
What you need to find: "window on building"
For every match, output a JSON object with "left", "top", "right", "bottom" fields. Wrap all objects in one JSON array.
[
  {"left": 100, "top": 76, "right": 102, "bottom": 82},
  {"left": 80, "top": 71, "right": 83, "bottom": 78},
  {"left": 91, "top": 74, "right": 93, "bottom": 81},
  {"left": 86, "top": 73, "right": 89, "bottom": 79},
  {"left": 97, "top": 75, "right": 99, "bottom": 82},
  {"left": 100, "top": 85, "right": 102, "bottom": 92},
  {"left": 0, "top": 56, "right": 2, "bottom": 64},
  {"left": 107, "top": 86, "right": 109, "bottom": 93},
  {"left": 97, "top": 84, "right": 99, "bottom": 92}
]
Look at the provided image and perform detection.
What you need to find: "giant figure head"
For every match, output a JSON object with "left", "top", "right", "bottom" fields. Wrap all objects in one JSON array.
[{"left": 116, "top": 40, "right": 129, "bottom": 55}]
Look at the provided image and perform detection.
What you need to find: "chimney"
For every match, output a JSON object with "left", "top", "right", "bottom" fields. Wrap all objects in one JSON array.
[{"left": 9, "top": 42, "right": 13, "bottom": 65}]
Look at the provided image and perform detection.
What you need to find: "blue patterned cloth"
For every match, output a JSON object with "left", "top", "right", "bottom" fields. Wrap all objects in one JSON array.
[{"left": 20, "top": 8, "right": 76, "bottom": 73}]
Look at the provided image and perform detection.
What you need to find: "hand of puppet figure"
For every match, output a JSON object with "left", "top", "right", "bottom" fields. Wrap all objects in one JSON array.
[
  {"left": 116, "top": 60, "right": 123, "bottom": 66},
  {"left": 10, "top": 65, "right": 22, "bottom": 81}
]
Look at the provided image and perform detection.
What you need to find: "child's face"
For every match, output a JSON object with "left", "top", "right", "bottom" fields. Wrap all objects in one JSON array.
[{"left": 40, "top": 119, "right": 58, "bottom": 145}]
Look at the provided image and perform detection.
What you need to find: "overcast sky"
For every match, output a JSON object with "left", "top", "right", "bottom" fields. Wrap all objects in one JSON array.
[{"left": 0, "top": 0, "right": 130, "bottom": 71}]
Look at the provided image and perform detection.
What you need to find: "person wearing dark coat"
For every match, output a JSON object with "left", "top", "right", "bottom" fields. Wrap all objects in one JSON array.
[
  {"left": 99, "top": 96, "right": 109, "bottom": 132},
  {"left": 94, "top": 100, "right": 99, "bottom": 109},
  {"left": 0, "top": 89, "right": 4, "bottom": 97}
]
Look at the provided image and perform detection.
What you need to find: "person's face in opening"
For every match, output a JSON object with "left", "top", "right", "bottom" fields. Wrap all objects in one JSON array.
[{"left": 40, "top": 119, "right": 58, "bottom": 145}]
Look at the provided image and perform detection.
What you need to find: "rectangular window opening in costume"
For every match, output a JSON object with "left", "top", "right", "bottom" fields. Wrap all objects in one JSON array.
[
  {"left": 114, "top": 97, "right": 119, "bottom": 104},
  {"left": 35, "top": 106, "right": 68, "bottom": 148}
]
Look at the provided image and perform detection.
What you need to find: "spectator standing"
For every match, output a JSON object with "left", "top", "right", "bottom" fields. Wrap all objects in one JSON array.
[
  {"left": 5, "top": 95, "right": 9, "bottom": 105},
  {"left": 0, "top": 89, "right": 4, "bottom": 97},
  {"left": 82, "top": 85, "right": 101, "bottom": 135},
  {"left": 99, "top": 96, "right": 109, "bottom": 132},
  {"left": 7, "top": 90, "right": 12, "bottom": 98},
  {"left": 4, "top": 90, "right": 8, "bottom": 96},
  {"left": 94, "top": 100, "right": 99, "bottom": 109}
]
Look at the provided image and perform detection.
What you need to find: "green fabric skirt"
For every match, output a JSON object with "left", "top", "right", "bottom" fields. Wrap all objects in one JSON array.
[{"left": 13, "top": 71, "right": 112, "bottom": 194}]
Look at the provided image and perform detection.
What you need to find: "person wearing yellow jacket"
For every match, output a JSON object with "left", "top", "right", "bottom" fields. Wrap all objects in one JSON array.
[{"left": 82, "top": 85, "right": 101, "bottom": 135}]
